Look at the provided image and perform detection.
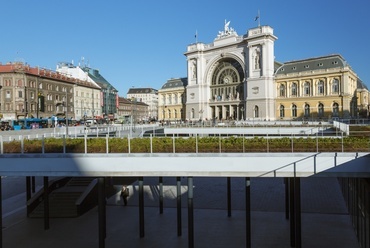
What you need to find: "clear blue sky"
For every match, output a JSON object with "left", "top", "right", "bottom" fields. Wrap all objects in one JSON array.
[{"left": 1, "top": 0, "right": 369, "bottom": 97}]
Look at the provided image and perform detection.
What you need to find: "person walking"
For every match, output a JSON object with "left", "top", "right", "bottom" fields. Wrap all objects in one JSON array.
[{"left": 121, "top": 185, "right": 129, "bottom": 206}]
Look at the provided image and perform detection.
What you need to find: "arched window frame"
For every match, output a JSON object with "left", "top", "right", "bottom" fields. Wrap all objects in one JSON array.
[
  {"left": 332, "top": 79, "right": 339, "bottom": 94},
  {"left": 318, "top": 103, "right": 324, "bottom": 117},
  {"left": 279, "top": 84, "right": 286, "bottom": 97},
  {"left": 292, "top": 104, "right": 297, "bottom": 117},
  {"left": 291, "top": 83, "right": 297, "bottom": 96},
  {"left": 304, "top": 104, "right": 310, "bottom": 117},
  {"left": 317, "top": 80, "right": 324, "bottom": 95},
  {"left": 333, "top": 103, "right": 339, "bottom": 117},
  {"left": 279, "top": 105, "right": 285, "bottom": 118},
  {"left": 304, "top": 82, "right": 310, "bottom": 95}
]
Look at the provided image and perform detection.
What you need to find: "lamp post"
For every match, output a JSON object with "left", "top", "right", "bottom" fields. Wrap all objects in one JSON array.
[
  {"left": 240, "top": 106, "right": 244, "bottom": 121},
  {"left": 65, "top": 88, "right": 69, "bottom": 136}
]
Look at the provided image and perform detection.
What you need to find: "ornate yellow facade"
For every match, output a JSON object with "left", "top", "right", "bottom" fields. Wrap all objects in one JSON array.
[
  {"left": 274, "top": 55, "right": 369, "bottom": 120},
  {"left": 158, "top": 78, "right": 187, "bottom": 122}
]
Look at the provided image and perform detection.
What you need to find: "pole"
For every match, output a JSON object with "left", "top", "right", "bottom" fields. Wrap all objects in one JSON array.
[{"left": 66, "top": 89, "right": 69, "bottom": 136}]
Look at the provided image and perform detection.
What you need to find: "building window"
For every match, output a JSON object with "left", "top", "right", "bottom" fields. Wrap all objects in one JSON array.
[
  {"left": 279, "top": 84, "right": 286, "bottom": 97},
  {"left": 292, "top": 104, "right": 297, "bottom": 117},
  {"left": 279, "top": 105, "right": 285, "bottom": 118},
  {"left": 6, "top": 91, "right": 11, "bottom": 98},
  {"left": 18, "top": 91, "right": 23, "bottom": 98},
  {"left": 332, "top": 79, "right": 339, "bottom": 93},
  {"left": 304, "top": 104, "right": 310, "bottom": 117},
  {"left": 291, "top": 83, "right": 297, "bottom": 96},
  {"left": 317, "top": 80, "right": 324, "bottom": 95},
  {"left": 333, "top": 103, "right": 339, "bottom": 117},
  {"left": 318, "top": 103, "right": 324, "bottom": 117},
  {"left": 304, "top": 82, "right": 310, "bottom": 95},
  {"left": 254, "top": 105, "right": 259, "bottom": 118}
]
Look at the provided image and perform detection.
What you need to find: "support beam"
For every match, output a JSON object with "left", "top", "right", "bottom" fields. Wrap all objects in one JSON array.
[
  {"left": 176, "top": 177, "right": 182, "bottom": 236},
  {"left": 188, "top": 177, "right": 194, "bottom": 248},
  {"left": 227, "top": 177, "right": 231, "bottom": 217},
  {"left": 26, "top": 177, "right": 31, "bottom": 217},
  {"left": 139, "top": 177, "right": 145, "bottom": 238},
  {"left": 159, "top": 177, "right": 163, "bottom": 214},
  {"left": 294, "top": 177, "right": 301, "bottom": 248},
  {"left": 43, "top": 176, "right": 49, "bottom": 230},
  {"left": 289, "top": 178, "right": 296, "bottom": 247},
  {"left": 245, "top": 177, "right": 251, "bottom": 248},
  {"left": 0, "top": 177, "right": 2, "bottom": 248},
  {"left": 285, "top": 178, "right": 289, "bottom": 220},
  {"left": 32, "top": 176, "right": 36, "bottom": 193},
  {"left": 98, "top": 177, "right": 105, "bottom": 248}
]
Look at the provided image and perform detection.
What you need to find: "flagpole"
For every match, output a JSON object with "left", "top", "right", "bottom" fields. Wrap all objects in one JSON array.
[
  {"left": 195, "top": 30, "right": 198, "bottom": 43},
  {"left": 258, "top": 10, "right": 260, "bottom": 27}
]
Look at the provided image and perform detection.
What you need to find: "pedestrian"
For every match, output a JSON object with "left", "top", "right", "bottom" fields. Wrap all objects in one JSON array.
[{"left": 121, "top": 185, "right": 129, "bottom": 206}]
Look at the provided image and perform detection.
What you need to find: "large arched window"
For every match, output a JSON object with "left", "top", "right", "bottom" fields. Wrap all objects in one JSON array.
[
  {"left": 304, "top": 82, "right": 310, "bottom": 95},
  {"left": 292, "top": 104, "right": 297, "bottom": 117},
  {"left": 317, "top": 80, "right": 324, "bottom": 95},
  {"left": 318, "top": 103, "right": 324, "bottom": 117},
  {"left": 291, "top": 83, "right": 297, "bottom": 96},
  {"left": 333, "top": 103, "right": 339, "bottom": 117},
  {"left": 279, "top": 105, "right": 285, "bottom": 118},
  {"left": 304, "top": 104, "right": 310, "bottom": 117},
  {"left": 332, "top": 79, "right": 339, "bottom": 94},
  {"left": 254, "top": 105, "right": 259, "bottom": 118},
  {"left": 279, "top": 84, "right": 286, "bottom": 97}
]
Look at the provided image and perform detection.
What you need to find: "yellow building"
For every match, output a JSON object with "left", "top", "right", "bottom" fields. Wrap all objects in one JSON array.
[
  {"left": 158, "top": 78, "right": 187, "bottom": 122},
  {"left": 274, "top": 54, "right": 369, "bottom": 121}
]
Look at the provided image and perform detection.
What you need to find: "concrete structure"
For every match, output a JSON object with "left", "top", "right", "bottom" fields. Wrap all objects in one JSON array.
[
  {"left": 127, "top": 87, "right": 158, "bottom": 121},
  {"left": 158, "top": 78, "right": 187, "bottom": 122},
  {"left": 0, "top": 152, "right": 368, "bottom": 248}
]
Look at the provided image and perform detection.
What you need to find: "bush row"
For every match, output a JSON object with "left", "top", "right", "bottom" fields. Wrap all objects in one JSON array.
[{"left": 2, "top": 136, "right": 370, "bottom": 154}]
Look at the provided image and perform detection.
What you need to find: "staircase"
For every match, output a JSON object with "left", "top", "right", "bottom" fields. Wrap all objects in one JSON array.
[{"left": 29, "top": 177, "right": 96, "bottom": 218}]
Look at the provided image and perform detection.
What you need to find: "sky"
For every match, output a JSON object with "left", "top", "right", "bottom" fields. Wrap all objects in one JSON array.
[{"left": 1, "top": 0, "right": 370, "bottom": 97}]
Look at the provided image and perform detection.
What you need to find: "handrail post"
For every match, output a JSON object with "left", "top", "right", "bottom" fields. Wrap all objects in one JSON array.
[
  {"left": 21, "top": 136, "right": 24, "bottom": 154},
  {"left": 314, "top": 154, "right": 317, "bottom": 174},
  {"left": 42, "top": 135, "right": 45, "bottom": 154},
  {"left": 84, "top": 134, "right": 87, "bottom": 154},
  {"left": 106, "top": 134, "right": 109, "bottom": 154},
  {"left": 63, "top": 135, "right": 66, "bottom": 154},
  {"left": 128, "top": 134, "right": 131, "bottom": 154},
  {"left": 173, "top": 134, "right": 175, "bottom": 154},
  {"left": 196, "top": 134, "right": 198, "bottom": 154},
  {"left": 150, "top": 134, "right": 153, "bottom": 154}
]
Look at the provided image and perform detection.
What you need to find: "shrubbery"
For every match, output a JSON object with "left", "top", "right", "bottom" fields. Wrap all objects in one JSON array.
[{"left": 2, "top": 136, "right": 370, "bottom": 153}]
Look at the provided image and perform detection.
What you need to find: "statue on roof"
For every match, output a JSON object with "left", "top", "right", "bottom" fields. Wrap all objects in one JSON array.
[{"left": 217, "top": 19, "right": 238, "bottom": 39}]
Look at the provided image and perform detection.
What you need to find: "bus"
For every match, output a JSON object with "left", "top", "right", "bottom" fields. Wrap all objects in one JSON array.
[{"left": 10, "top": 118, "right": 50, "bottom": 130}]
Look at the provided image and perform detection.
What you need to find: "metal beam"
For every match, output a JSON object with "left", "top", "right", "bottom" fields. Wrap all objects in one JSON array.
[
  {"left": 98, "top": 177, "right": 105, "bottom": 248},
  {"left": 43, "top": 176, "right": 49, "bottom": 230},
  {"left": 159, "top": 177, "right": 163, "bottom": 214},
  {"left": 227, "top": 177, "right": 231, "bottom": 217},
  {"left": 139, "top": 177, "right": 145, "bottom": 238},
  {"left": 245, "top": 177, "right": 251, "bottom": 248},
  {"left": 188, "top": 177, "right": 194, "bottom": 248},
  {"left": 176, "top": 177, "right": 182, "bottom": 236}
]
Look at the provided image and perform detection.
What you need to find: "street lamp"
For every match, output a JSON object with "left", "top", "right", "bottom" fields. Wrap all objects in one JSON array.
[{"left": 240, "top": 106, "right": 244, "bottom": 121}]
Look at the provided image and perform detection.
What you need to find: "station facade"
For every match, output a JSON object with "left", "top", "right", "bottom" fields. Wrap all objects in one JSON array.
[{"left": 180, "top": 21, "right": 369, "bottom": 122}]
